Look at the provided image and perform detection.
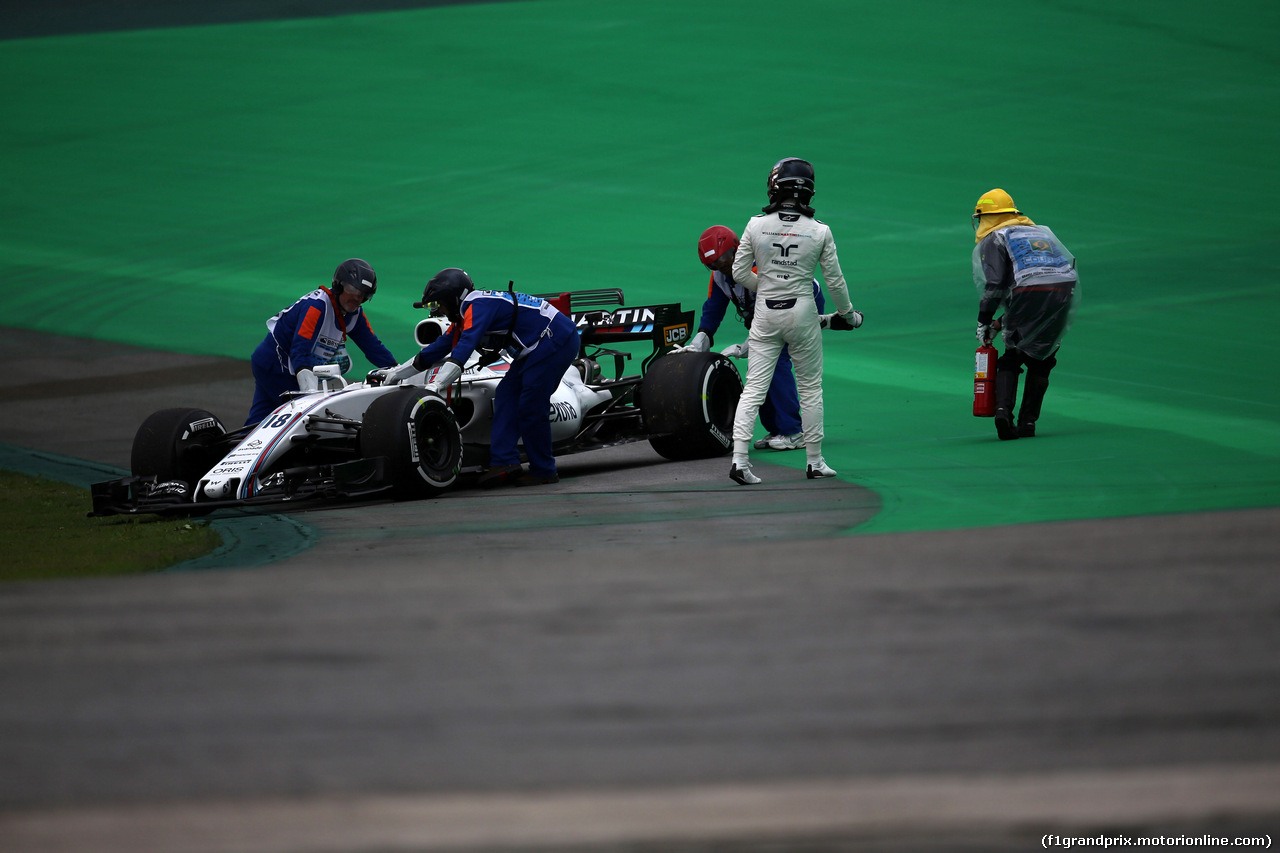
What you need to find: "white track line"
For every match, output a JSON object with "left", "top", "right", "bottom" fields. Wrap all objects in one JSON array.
[{"left": 3, "top": 763, "right": 1279, "bottom": 853}]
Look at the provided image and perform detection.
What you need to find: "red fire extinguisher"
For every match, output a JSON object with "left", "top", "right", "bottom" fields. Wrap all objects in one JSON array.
[{"left": 973, "top": 342, "right": 998, "bottom": 417}]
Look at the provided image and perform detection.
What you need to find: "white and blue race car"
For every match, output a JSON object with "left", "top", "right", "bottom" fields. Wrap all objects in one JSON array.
[{"left": 91, "top": 289, "right": 743, "bottom": 515}]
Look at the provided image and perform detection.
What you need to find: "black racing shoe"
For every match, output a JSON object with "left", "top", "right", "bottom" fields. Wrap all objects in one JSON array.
[
  {"left": 994, "top": 408, "right": 1019, "bottom": 441},
  {"left": 1017, "top": 420, "right": 1036, "bottom": 438}
]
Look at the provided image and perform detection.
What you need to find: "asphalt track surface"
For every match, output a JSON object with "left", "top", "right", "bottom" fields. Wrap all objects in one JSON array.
[
  {"left": 4, "top": 2, "right": 1280, "bottom": 847},
  {"left": 3, "top": 330, "right": 1280, "bottom": 853}
]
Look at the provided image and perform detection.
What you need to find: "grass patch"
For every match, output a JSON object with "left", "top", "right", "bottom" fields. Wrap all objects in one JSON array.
[{"left": 1, "top": 469, "right": 222, "bottom": 581}]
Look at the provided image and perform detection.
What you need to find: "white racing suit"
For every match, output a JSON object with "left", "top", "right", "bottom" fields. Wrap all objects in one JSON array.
[{"left": 731, "top": 209, "right": 853, "bottom": 466}]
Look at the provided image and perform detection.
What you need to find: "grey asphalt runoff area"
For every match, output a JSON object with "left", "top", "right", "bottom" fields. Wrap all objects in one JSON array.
[{"left": 1, "top": 327, "right": 1278, "bottom": 853}]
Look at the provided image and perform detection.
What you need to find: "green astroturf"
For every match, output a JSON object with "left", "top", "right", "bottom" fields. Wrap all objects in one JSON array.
[{"left": 3, "top": 0, "right": 1277, "bottom": 533}]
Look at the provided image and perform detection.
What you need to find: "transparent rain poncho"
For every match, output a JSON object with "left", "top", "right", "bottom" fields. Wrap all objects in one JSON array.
[{"left": 974, "top": 224, "right": 1081, "bottom": 360}]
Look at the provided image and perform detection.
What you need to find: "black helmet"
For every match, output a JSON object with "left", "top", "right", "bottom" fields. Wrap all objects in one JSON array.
[
  {"left": 765, "top": 158, "right": 816, "bottom": 212},
  {"left": 414, "top": 267, "right": 475, "bottom": 319},
  {"left": 333, "top": 258, "right": 377, "bottom": 302}
]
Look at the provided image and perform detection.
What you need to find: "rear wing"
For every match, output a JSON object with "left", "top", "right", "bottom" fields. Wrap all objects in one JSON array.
[{"left": 535, "top": 288, "right": 694, "bottom": 375}]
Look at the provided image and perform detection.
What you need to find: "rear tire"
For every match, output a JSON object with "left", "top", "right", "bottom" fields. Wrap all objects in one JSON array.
[
  {"left": 642, "top": 351, "right": 742, "bottom": 460},
  {"left": 361, "top": 388, "right": 463, "bottom": 500},
  {"left": 130, "top": 408, "right": 228, "bottom": 486}
]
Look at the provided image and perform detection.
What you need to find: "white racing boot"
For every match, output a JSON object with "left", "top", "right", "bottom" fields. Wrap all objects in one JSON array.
[
  {"left": 729, "top": 450, "right": 761, "bottom": 485},
  {"left": 806, "top": 458, "right": 837, "bottom": 479}
]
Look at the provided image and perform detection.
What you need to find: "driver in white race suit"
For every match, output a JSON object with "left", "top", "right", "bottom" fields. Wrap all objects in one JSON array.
[
  {"left": 728, "top": 158, "right": 862, "bottom": 485},
  {"left": 677, "top": 224, "right": 825, "bottom": 452},
  {"left": 379, "top": 268, "right": 579, "bottom": 488}
]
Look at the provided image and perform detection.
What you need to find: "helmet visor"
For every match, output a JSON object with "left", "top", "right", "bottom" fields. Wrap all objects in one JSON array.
[
  {"left": 704, "top": 248, "right": 735, "bottom": 273},
  {"left": 342, "top": 281, "right": 373, "bottom": 303}
]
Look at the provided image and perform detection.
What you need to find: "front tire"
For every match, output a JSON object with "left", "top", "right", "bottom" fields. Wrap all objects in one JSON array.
[
  {"left": 130, "top": 408, "right": 228, "bottom": 487},
  {"left": 641, "top": 351, "right": 742, "bottom": 460},
  {"left": 361, "top": 388, "right": 463, "bottom": 500}
]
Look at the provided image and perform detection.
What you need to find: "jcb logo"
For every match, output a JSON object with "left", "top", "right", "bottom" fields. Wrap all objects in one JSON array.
[
  {"left": 664, "top": 324, "right": 689, "bottom": 346},
  {"left": 772, "top": 243, "right": 799, "bottom": 257}
]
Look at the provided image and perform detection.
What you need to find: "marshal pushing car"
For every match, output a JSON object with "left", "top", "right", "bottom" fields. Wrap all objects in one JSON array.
[{"left": 90, "top": 288, "right": 743, "bottom": 516}]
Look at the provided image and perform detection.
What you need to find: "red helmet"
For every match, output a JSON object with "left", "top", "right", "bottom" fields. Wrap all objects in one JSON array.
[{"left": 697, "top": 225, "right": 739, "bottom": 267}]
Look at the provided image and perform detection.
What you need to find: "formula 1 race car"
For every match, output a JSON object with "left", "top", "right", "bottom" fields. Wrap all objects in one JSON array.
[{"left": 90, "top": 288, "right": 743, "bottom": 516}]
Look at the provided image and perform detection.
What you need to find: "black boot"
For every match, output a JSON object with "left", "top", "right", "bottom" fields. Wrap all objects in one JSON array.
[
  {"left": 994, "top": 368, "right": 1020, "bottom": 441},
  {"left": 1018, "top": 373, "right": 1050, "bottom": 438}
]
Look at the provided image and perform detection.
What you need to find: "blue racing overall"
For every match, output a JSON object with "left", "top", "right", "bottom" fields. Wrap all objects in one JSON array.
[
  {"left": 413, "top": 289, "right": 579, "bottom": 479},
  {"left": 247, "top": 286, "right": 396, "bottom": 426}
]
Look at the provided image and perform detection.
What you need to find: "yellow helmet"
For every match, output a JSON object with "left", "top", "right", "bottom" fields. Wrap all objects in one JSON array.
[{"left": 973, "top": 188, "right": 1019, "bottom": 217}]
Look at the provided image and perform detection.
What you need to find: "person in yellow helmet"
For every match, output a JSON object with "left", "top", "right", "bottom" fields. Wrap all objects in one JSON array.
[{"left": 972, "top": 189, "right": 1080, "bottom": 439}]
